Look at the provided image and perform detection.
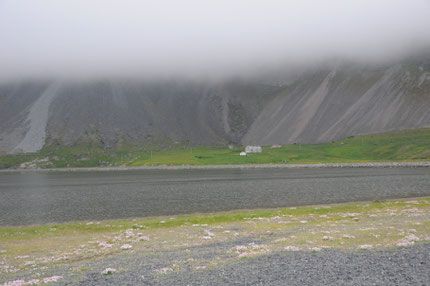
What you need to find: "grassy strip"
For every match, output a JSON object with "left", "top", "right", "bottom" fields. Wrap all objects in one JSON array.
[
  {"left": 1, "top": 196, "right": 428, "bottom": 244},
  {"left": 1, "top": 197, "right": 429, "bottom": 282},
  {"left": 1, "top": 128, "right": 430, "bottom": 169}
]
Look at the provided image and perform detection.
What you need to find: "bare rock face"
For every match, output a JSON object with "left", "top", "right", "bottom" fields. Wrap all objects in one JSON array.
[
  {"left": 0, "top": 59, "right": 430, "bottom": 154},
  {"left": 0, "top": 80, "right": 52, "bottom": 153},
  {"left": 12, "top": 82, "right": 61, "bottom": 153},
  {"left": 242, "top": 63, "right": 430, "bottom": 145}
]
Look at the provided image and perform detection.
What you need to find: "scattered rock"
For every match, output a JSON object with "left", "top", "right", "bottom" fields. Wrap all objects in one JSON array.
[{"left": 102, "top": 268, "right": 116, "bottom": 275}]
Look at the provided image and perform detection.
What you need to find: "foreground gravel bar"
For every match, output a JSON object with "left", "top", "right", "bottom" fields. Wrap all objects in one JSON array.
[
  {"left": 73, "top": 244, "right": 430, "bottom": 286},
  {"left": 1, "top": 161, "right": 430, "bottom": 173},
  {"left": 1, "top": 197, "right": 429, "bottom": 285}
]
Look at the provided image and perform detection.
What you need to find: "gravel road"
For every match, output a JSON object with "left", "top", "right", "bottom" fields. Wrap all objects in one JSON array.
[{"left": 62, "top": 243, "right": 430, "bottom": 286}]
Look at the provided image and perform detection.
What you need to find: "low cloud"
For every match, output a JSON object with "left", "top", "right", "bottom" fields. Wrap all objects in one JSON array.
[{"left": 1, "top": 0, "right": 430, "bottom": 80}]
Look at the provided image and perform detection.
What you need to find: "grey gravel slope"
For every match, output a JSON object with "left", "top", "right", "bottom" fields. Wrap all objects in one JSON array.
[
  {"left": 45, "top": 80, "right": 278, "bottom": 149},
  {"left": 1, "top": 59, "right": 430, "bottom": 153},
  {"left": 12, "top": 82, "right": 61, "bottom": 153},
  {"left": 0, "top": 81, "right": 51, "bottom": 153},
  {"left": 242, "top": 63, "right": 430, "bottom": 145}
]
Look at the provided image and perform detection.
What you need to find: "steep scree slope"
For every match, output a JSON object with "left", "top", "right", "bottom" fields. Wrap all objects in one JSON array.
[{"left": 0, "top": 61, "right": 429, "bottom": 153}]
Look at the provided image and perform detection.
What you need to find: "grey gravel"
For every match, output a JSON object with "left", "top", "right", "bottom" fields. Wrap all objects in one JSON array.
[
  {"left": 2, "top": 167, "right": 430, "bottom": 226},
  {"left": 59, "top": 244, "right": 430, "bottom": 286},
  {"left": 12, "top": 82, "right": 61, "bottom": 153}
]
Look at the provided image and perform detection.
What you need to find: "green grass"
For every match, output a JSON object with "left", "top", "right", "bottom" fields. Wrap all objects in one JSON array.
[
  {"left": 1, "top": 197, "right": 428, "bottom": 242},
  {"left": 1, "top": 128, "right": 430, "bottom": 169},
  {"left": 0, "top": 197, "right": 429, "bottom": 257}
]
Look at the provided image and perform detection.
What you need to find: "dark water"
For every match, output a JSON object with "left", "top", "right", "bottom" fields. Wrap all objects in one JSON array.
[{"left": 0, "top": 167, "right": 429, "bottom": 226}]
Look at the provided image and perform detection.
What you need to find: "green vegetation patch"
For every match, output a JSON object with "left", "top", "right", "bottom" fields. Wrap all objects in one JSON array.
[
  {"left": 1, "top": 128, "right": 430, "bottom": 169},
  {"left": 1, "top": 197, "right": 429, "bottom": 243}
]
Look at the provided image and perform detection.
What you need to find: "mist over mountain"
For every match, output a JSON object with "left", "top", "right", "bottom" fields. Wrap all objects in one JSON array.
[
  {"left": 1, "top": 0, "right": 430, "bottom": 80},
  {"left": 1, "top": 56, "right": 430, "bottom": 154},
  {"left": 0, "top": 1, "right": 430, "bottom": 153}
]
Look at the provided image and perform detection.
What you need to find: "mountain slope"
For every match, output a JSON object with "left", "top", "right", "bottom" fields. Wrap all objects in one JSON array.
[
  {"left": 243, "top": 63, "right": 430, "bottom": 144},
  {"left": 0, "top": 60, "right": 429, "bottom": 154},
  {"left": 0, "top": 80, "right": 280, "bottom": 153}
]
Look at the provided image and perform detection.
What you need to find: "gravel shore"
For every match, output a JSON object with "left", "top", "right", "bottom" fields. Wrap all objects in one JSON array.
[
  {"left": 2, "top": 197, "right": 429, "bottom": 286},
  {"left": 1, "top": 161, "right": 430, "bottom": 173},
  {"left": 70, "top": 243, "right": 430, "bottom": 286}
]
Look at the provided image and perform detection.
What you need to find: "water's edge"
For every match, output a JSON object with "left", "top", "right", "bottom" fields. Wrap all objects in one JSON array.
[
  {"left": 2, "top": 166, "right": 429, "bottom": 226},
  {"left": 1, "top": 161, "right": 430, "bottom": 173}
]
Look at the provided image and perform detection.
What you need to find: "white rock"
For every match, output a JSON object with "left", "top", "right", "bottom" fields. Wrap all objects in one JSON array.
[
  {"left": 102, "top": 268, "right": 116, "bottom": 275},
  {"left": 120, "top": 244, "right": 132, "bottom": 250}
]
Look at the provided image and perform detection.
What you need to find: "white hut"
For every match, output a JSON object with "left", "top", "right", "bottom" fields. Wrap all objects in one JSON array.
[
  {"left": 245, "top": 146, "right": 262, "bottom": 153},
  {"left": 239, "top": 151, "right": 247, "bottom": 156}
]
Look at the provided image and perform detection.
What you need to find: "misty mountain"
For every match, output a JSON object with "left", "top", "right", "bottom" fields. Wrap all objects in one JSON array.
[{"left": 1, "top": 59, "right": 430, "bottom": 154}]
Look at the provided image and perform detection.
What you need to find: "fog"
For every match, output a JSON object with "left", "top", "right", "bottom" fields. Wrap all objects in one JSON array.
[{"left": 1, "top": 0, "right": 430, "bottom": 80}]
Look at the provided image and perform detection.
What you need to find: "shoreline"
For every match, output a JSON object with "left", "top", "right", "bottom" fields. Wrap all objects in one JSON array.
[
  {"left": 1, "top": 161, "right": 430, "bottom": 173},
  {"left": 1, "top": 197, "right": 429, "bottom": 285}
]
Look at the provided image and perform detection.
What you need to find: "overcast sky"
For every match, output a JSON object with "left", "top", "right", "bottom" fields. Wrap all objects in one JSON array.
[{"left": 1, "top": 0, "right": 430, "bottom": 80}]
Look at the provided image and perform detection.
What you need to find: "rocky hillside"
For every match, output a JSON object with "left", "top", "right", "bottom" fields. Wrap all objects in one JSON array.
[
  {"left": 1, "top": 59, "right": 430, "bottom": 154},
  {"left": 244, "top": 61, "right": 430, "bottom": 145}
]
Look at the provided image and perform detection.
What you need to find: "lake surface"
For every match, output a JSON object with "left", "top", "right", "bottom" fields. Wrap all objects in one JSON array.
[{"left": 1, "top": 167, "right": 430, "bottom": 226}]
